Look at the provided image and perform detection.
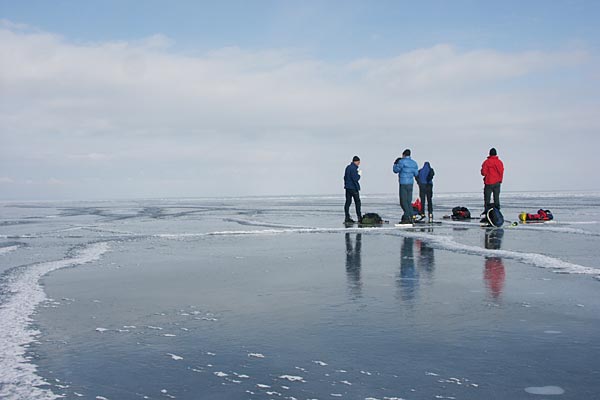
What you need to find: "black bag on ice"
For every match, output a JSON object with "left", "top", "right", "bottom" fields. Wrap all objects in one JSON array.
[{"left": 451, "top": 206, "right": 471, "bottom": 220}]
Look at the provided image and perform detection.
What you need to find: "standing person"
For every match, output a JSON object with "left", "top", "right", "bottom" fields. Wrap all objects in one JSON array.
[
  {"left": 417, "top": 161, "right": 435, "bottom": 222},
  {"left": 481, "top": 148, "right": 504, "bottom": 210},
  {"left": 393, "top": 149, "right": 418, "bottom": 224},
  {"left": 344, "top": 156, "right": 362, "bottom": 223}
]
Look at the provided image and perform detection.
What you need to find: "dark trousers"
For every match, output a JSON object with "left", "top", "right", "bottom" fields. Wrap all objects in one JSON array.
[
  {"left": 344, "top": 189, "right": 361, "bottom": 220},
  {"left": 419, "top": 183, "right": 433, "bottom": 214},
  {"left": 399, "top": 184, "right": 414, "bottom": 222},
  {"left": 484, "top": 183, "right": 501, "bottom": 210}
]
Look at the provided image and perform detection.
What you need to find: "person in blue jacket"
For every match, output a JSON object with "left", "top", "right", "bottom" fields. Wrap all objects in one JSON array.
[
  {"left": 344, "top": 156, "right": 362, "bottom": 223},
  {"left": 416, "top": 161, "right": 435, "bottom": 222},
  {"left": 393, "top": 149, "right": 419, "bottom": 224}
]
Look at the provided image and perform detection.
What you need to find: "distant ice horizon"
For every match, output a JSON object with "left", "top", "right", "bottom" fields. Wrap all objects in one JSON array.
[{"left": 2, "top": 189, "right": 600, "bottom": 203}]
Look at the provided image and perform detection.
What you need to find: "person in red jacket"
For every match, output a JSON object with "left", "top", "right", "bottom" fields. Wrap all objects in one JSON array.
[{"left": 481, "top": 148, "right": 504, "bottom": 210}]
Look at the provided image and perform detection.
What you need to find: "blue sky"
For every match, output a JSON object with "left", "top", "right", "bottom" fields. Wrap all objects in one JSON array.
[
  {"left": 1, "top": 1, "right": 599, "bottom": 199},
  {"left": 3, "top": 0, "right": 599, "bottom": 56}
]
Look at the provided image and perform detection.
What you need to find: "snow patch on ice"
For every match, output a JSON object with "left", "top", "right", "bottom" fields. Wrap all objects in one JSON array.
[
  {"left": 248, "top": 353, "right": 265, "bottom": 358},
  {"left": 278, "top": 375, "right": 305, "bottom": 382},
  {"left": 166, "top": 353, "right": 183, "bottom": 361},
  {"left": 0, "top": 242, "right": 109, "bottom": 400},
  {"left": 223, "top": 217, "right": 313, "bottom": 230},
  {"left": 0, "top": 245, "right": 19, "bottom": 255},
  {"left": 524, "top": 386, "right": 565, "bottom": 395}
]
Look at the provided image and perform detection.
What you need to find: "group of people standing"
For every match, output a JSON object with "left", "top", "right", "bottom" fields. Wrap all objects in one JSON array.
[{"left": 344, "top": 148, "right": 504, "bottom": 224}]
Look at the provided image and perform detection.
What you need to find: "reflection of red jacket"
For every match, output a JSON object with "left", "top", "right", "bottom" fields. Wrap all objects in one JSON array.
[
  {"left": 485, "top": 257, "right": 505, "bottom": 299},
  {"left": 481, "top": 155, "right": 504, "bottom": 185}
]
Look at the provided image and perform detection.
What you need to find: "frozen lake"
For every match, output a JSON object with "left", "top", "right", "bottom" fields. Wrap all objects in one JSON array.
[{"left": 1, "top": 192, "right": 599, "bottom": 399}]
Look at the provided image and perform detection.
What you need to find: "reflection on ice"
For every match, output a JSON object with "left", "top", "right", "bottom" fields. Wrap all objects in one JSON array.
[
  {"left": 416, "top": 238, "right": 436, "bottom": 282},
  {"left": 484, "top": 228, "right": 505, "bottom": 300},
  {"left": 398, "top": 237, "right": 419, "bottom": 302},
  {"left": 345, "top": 233, "right": 362, "bottom": 299}
]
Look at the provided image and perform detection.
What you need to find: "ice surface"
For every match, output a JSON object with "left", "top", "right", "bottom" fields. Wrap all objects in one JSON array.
[{"left": 1, "top": 194, "right": 599, "bottom": 399}]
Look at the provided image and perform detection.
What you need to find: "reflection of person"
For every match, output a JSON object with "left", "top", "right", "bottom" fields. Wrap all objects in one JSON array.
[
  {"left": 484, "top": 228, "right": 504, "bottom": 250},
  {"left": 484, "top": 228, "right": 505, "bottom": 300},
  {"left": 393, "top": 149, "right": 419, "bottom": 224},
  {"left": 416, "top": 239, "right": 435, "bottom": 282},
  {"left": 397, "top": 237, "right": 418, "bottom": 301},
  {"left": 345, "top": 233, "right": 362, "bottom": 298},
  {"left": 416, "top": 161, "right": 435, "bottom": 222},
  {"left": 344, "top": 156, "right": 362, "bottom": 223},
  {"left": 481, "top": 148, "right": 504, "bottom": 210}
]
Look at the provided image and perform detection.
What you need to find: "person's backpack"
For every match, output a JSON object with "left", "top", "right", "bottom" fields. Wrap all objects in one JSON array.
[
  {"left": 451, "top": 206, "right": 471, "bottom": 220},
  {"left": 483, "top": 207, "right": 504, "bottom": 227},
  {"left": 537, "top": 209, "right": 553, "bottom": 220},
  {"left": 412, "top": 198, "right": 422, "bottom": 213},
  {"left": 361, "top": 213, "right": 383, "bottom": 225}
]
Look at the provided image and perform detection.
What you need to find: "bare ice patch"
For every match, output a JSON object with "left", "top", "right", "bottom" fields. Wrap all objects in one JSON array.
[{"left": 524, "top": 386, "right": 565, "bottom": 395}]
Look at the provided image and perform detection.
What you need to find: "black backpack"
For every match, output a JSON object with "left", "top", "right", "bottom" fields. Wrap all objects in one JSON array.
[
  {"left": 361, "top": 213, "right": 383, "bottom": 225},
  {"left": 451, "top": 206, "right": 471, "bottom": 220}
]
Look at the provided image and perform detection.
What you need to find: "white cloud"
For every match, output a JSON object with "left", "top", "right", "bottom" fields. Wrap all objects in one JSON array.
[
  {"left": 0, "top": 22, "right": 598, "bottom": 198},
  {"left": 349, "top": 44, "right": 588, "bottom": 89}
]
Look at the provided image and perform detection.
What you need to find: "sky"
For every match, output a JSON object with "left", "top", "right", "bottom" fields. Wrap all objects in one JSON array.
[{"left": 1, "top": 0, "right": 599, "bottom": 200}]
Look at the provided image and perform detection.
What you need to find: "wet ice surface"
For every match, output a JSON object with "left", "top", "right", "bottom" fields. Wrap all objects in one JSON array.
[{"left": 1, "top": 193, "right": 600, "bottom": 399}]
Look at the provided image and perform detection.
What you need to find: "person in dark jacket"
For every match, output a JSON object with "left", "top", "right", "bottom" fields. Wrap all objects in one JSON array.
[
  {"left": 393, "top": 149, "right": 418, "bottom": 223},
  {"left": 344, "top": 156, "right": 362, "bottom": 223},
  {"left": 416, "top": 161, "right": 435, "bottom": 222},
  {"left": 481, "top": 148, "right": 504, "bottom": 210}
]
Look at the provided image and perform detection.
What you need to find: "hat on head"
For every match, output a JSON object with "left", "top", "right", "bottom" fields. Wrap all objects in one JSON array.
[
  {"left": 489, "top": 148, "right": 497, "bottom": 156},
  {"left": 402, "top": 149, "right": 411, "bottom": 157},
  {"left": 352, "top": 156, "right": 360, "bottom": 162}
]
